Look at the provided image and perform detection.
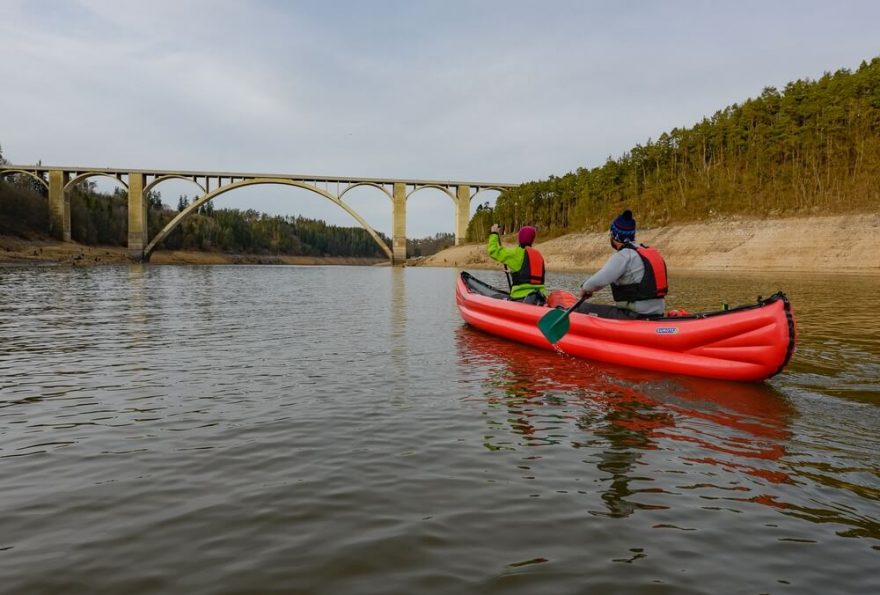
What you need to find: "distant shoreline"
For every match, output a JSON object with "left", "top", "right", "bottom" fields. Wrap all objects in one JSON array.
[
  {"left": 413, "top": 213, "right": 880, "bottom": 275},
  {"left": 4, "top": 213, "right": 878, "bottom": 273},
  {"left": 0, "top": 235, "right": 386, "bottom": 267}
]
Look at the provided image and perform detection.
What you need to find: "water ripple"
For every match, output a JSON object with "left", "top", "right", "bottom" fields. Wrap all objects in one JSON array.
[{"left": 0, "top": 265, "right": 877, "bottom": 594}]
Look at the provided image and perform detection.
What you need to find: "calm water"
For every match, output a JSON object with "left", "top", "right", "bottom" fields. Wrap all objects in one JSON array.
[{"left": 0, "top": 265, "right": 877, "bottom": 595}]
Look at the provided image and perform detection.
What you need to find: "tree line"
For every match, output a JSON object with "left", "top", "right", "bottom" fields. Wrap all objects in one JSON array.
[
  {"left": 469, "top": 57, "right": 880, "bottom": 240},
  {"left": 407, "top": 232, "right": 455, "bottom": 257},
  {"left": 155, "top": 193, "right": 389, "bottom": 257}
]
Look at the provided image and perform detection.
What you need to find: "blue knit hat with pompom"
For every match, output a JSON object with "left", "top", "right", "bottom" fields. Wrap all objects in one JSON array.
[{"left": 610, "top": 210, "right": 636, "bottom": 242}]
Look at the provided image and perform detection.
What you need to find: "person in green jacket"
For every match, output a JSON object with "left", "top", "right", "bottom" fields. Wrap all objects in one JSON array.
[{"left": 488, "top": 223, "right": 547, "bottom": 305}]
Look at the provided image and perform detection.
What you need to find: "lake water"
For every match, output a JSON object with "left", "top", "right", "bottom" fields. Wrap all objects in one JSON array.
[{"left": 0, "top": 264, "right": 877, "bottom": 594}]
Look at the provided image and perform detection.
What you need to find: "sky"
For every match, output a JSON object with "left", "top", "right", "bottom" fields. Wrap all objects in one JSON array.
[{"left": 1, "top": 0, "right": 878, "bottom": 237}]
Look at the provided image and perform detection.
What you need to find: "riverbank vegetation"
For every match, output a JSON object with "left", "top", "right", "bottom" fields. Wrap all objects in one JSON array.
[
  {"left": 407, "top": 233, "right": 455, "bottom": 257},
  {"left": 468, "top": 57, "right": 880, "bottom": 239}
]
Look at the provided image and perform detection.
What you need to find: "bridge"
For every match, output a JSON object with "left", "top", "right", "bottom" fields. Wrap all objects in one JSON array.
[{"left": 0, "top": 165, "right": 517, "bottom": 264}]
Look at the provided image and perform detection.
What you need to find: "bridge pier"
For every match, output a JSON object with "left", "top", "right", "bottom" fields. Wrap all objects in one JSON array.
[
  {"left": 127, "top": 172, "right": 147, "bottom": 261},
  {"left": 392, "top": 182, "right": 407, "bottom": 265},
  {"left": 455, "top": 185, "right": 470, "bottom": 245},
  {"left": 48, "top": 169, "right": 70, "bottom": 241}
]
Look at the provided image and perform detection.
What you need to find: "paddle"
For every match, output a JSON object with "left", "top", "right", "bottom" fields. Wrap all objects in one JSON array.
[
  {"left": 503, "top": 264, "right": 513, "bottom": 290},
  {"left": 537, "top": 294, "right": 589, "bottom": 344}
]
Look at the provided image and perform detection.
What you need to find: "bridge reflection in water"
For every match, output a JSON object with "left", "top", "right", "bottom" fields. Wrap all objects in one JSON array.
[{"left": 0, "top": 164, "right": 516, "bottom": 263}]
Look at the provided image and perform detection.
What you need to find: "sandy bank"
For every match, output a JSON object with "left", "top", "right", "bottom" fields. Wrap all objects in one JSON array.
[
  {"left": 415, "top": 214, "right": 880, "bottom": 274},
  {"left": 0, "top": 236, "right": 386, "bottom": 267}
]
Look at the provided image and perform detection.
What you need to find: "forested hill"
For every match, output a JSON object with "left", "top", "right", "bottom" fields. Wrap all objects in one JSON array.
[{"left": 468, "top": 56, "right": 880, "bottom": 240}]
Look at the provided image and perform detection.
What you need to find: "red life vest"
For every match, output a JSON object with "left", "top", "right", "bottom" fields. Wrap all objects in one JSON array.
[
  {"left": 510, "top": 247, "right": 545, "bottom": 286},
  {"left": 610, "top": 243, "right": 668, "bottom": 302}
]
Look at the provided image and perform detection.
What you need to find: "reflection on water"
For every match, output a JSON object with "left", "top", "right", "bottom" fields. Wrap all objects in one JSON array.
[
  {"left": 456, "top": 320, "right": 878, "bottom": 550},
  {"left": 457, "top": 327, "right": 795, "bottom": 518},
  {"left": 0, "top": 265, "right": 877, "bottom": 594}
]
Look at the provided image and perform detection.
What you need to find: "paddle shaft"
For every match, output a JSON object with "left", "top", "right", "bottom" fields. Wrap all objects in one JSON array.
[{"left": 563, "top": 294, "right": 589, "bottom": 317}]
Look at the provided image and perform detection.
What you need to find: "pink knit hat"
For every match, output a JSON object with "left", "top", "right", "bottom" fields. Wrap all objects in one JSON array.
[{"left": 518, "top": 226, "right": 537, "bottom": 246}]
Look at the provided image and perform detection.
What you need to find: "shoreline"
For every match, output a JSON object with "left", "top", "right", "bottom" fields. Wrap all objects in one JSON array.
[
  {"left": 413, "top": 213, "right": 880, "bottom": 275},
  {"left": 0, "top": 235, "right": 386, "bottom": 267},
  {"left": 3, "top": 213, "right": 879, "bottom": 273}
]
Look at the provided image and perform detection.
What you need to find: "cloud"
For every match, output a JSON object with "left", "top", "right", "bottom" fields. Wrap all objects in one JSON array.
[{"left": 2, "top": 0, "right": 879, "bottom": 237}]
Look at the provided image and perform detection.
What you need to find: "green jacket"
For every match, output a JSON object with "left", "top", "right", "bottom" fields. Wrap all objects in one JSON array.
[{"left": 487, "top": 233, "right": 547, "bottom": 299}]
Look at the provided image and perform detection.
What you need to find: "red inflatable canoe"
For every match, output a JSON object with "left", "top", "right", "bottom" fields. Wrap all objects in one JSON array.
[{"left": 456, "top": 272, "right": 796, "bottom": 382}]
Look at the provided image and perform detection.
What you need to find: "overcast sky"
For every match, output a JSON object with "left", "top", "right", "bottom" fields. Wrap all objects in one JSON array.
[{"left": 1, "top": 0, "right": 878, "bottom": 237}]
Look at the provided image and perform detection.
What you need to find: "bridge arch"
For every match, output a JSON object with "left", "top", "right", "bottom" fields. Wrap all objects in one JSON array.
[
  {"left": 0, "top": 169, "right": 49, "bottom": 190},
  {"left": 407, "top": 184, "right": 456, "bottom": 203},
  {"left": 65, "top": 172, "right": 128, "bottom": 192},
  {"left": 143, "top": 178, "right": 392, "bottom": 260},
  {"left": 338, "top": 181, "right": 392, "bottom": 202},
  {"left": 143, "top": 174, "right": 206, "bottom": 196},
  {"left": 470, "top": 186, "right": 508, "bottom": 201}
]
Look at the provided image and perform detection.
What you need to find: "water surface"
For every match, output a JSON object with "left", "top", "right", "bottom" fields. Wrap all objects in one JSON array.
[{"left": 0, "top": 265, "right": 877, "bottom": 594}]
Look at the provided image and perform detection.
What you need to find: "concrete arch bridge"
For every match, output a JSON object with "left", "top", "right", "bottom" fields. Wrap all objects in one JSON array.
[{"left": 0, "top": 165, "right": 516, "bottom": 264}]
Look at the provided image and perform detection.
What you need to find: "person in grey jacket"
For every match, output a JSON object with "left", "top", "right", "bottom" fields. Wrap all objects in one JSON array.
[{"left": 577, "top": 210, "right": 668, "bottom": 319}]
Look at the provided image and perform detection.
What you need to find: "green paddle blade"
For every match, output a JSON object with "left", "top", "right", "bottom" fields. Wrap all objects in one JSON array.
[{"left": 537, "top": 308, "right": 572, "bottom": 344}]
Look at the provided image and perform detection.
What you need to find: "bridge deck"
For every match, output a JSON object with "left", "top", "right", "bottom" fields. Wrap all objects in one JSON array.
[{"left": 0, "top": 165, "right": 518, "bottom": 189}]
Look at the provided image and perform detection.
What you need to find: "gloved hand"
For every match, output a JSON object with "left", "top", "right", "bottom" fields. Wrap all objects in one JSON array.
[{"left": 580, "top": 288, "right": 593, "bottom": 299}]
